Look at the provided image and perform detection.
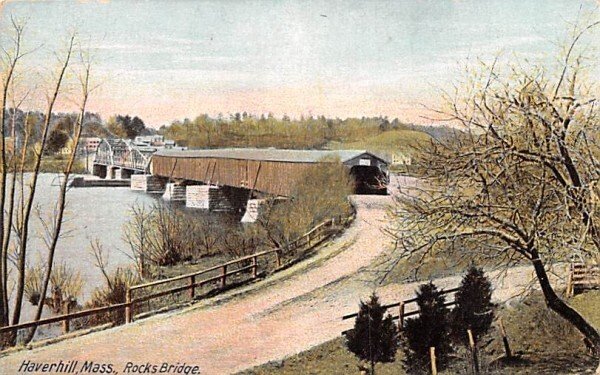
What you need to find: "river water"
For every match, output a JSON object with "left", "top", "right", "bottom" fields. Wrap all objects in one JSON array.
[
  {"left": 27, "top": 175, "right": 158, "bottom": 298},
  {"left": 7, "top": 174, "right": 164, "bottom": 323}
]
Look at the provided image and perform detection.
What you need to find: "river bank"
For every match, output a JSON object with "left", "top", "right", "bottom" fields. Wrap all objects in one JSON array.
[{"left": 5, "top": 172, "right": 258, "bottom": 344}]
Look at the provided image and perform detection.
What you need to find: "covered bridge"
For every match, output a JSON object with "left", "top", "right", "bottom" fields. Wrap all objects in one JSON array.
[{"left": 151, "top": 148, "right": 388, "bottom": 196}]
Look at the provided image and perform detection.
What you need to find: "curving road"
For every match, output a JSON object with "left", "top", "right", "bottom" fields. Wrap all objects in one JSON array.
[{"left": 0, "top": 176, "right": 535, "bottom": 375}]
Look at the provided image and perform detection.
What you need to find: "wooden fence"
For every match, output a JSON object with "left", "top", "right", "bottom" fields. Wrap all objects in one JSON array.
[
  {"left": 566, "top": 262, "right": 600, "bottom": 297},
  {"left": 341, "top": 287, "right": 460, "bottom": 335},
  {"left": 0, "top": 212, "right": 355, "bottom": 340}
]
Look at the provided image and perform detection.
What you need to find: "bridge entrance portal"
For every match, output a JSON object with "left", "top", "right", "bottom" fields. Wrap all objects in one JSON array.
[{"left": 350, "top": 165, "right": 388, "bottom": 195}]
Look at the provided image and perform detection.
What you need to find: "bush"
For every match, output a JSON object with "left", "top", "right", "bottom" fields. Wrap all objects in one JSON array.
[
  {"left": 451, "top": 265, "right": 494, "bottom": 345},
  {"left": 24, "top": 262, "right": 83, "bottom": 310},
  {"left": 85, "top": 268, "right": 140, "bottom": 325},
  {"left": 124, "top": 203, "right": 199, "bottom": 270},
  {"left": 346, "top": 293, "right": 399, "bottom": 374},
  {"left": 50, "top": 262, "right": 83, "bottom": 303},
  {"left": 24, "top": 264, "right": 43, "bottom": 305},
  {"left": 257, "top": 159, "right": 353, "bottom": 253},
  {"left": 222, "top": 226, "right": 262, "bottom": 259},
  {"left": 402, "top": 282, "right": 452, "bottom": 374}
]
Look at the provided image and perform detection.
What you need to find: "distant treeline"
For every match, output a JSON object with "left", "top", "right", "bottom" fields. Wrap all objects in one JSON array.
[
  {"left": 2, "top": 109, "right": 154, "bottom": 150},
  {"left": 0, "top": 109, "right": 156, "bottom": 173},
  {"left": 4, "top": 109, "right": 457, "bottom": 152},
  {"left": 158, "top": 113, "right": 456, "bottom": 150}
]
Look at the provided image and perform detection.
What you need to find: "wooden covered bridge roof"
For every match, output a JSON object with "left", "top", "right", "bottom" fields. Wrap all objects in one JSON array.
[{"left": 151, "top": 148, "right": 387, "bottom": 197}]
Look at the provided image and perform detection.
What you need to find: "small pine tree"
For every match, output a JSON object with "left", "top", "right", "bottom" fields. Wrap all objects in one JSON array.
[
  {"left": 346, "top": 293, "right": 399, "bottom": 375},
  {"left": 402, "top": 282, "right": 452, "bottom": 374},
  {"left": 451, "top": 265, "right": 494, "bottom": 345}
]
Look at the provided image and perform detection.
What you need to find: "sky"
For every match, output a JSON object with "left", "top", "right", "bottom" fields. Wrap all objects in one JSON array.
[{"left": 0, "top": 0, "right": 599, "bottom": 127}]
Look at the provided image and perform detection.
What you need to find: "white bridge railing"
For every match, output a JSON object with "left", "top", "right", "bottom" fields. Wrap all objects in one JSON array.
[{"left": 94, "top": 139, "right": 151, "bottom": 171}]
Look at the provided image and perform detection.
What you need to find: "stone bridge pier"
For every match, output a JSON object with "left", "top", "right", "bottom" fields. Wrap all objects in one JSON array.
[
  {"left": 184, "top": 185, "right": 250, "bottom": 213},
  {"left": 120, "top": 168, "right": 134, "bottom": 179},
  {"left": 240, "top": 199, "right": 267, "bottom": 223},
  {"left": 130, "top": 174, "right": 167, "bottom": 193},
  {"left": 93, "top": 164, "right": 136, "bottom": 180},
  {"left": 93, "top": 164, "right": 107, "bottom": 179},
  {"left": 131, "top": 177, "right": 265, "bottom": 221},
  {"left": 162, "top": 182, "right": 186, "bottom": 201}
]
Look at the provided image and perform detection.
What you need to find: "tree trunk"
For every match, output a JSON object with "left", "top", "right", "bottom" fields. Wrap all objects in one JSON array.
[{"left": 531, "top": 253, "right": 600, "bottom": 357}]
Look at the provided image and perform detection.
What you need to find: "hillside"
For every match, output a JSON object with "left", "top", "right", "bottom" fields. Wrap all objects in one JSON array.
[{"left": 327, "top": 128, "right": 432, "bottom": 163}]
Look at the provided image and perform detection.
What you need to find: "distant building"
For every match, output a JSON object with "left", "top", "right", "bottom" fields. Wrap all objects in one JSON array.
[
  {"left": 81, "top": 137, "right": 102, "bottom": 153},
  {"left": 391, "top": 152, "right": 412, "bottom": 166},
  {"left": 134, "top": 135, "right": 166, "bottom": 146},
  {"left": 59, "top": 147, "right": 72, "bottom": 155},
  {"left": 133, "top": 135, "right": 181, "bottom": 149},
  {"left": 59, "top": 139, "right": 75, "bottom": 155}
]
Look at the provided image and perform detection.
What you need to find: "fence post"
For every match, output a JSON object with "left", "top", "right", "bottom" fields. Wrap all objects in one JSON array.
[
  {"left": 498, "top": 318, "right": 512, "bottom": 359},
  {"left": 52, "top": 287, "right": 62, "bottom": 314},
  {"left": 125, "top": 288, "right": 132, "bottom": 324},
  {"left": 221, "top": 265, "right": 227, "bottom": 288},
  {"left": 190, "top": 275, "right": 196, "bottom": 299},
  {"left": 467, "top": 329, "right": 480, "bottom": 375},
  {"left": 252, "top": 256, "right": 258, "bottom": 278},
  {"left": 430, "top": 347, "right": 437, "bottom": 375},
  {"left": 398, "top": 302, "right": 405, "bottom": 331},
  {"left": 62, "top": 301, "right": 70, "bottom": 334},
  {"left": 566, "top": 263, "right": 573, "bottom": 297}
]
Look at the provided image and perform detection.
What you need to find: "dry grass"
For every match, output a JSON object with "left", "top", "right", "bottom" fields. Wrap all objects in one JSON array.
[
  {"left": 24, "top": 264, "right": 43, "bottom": 305},
  {"left": 239, "top": 337, "right": 408, "bottom": 375},
  {"left": 50, "top": 262, "right": 83, "bottom": 302}
]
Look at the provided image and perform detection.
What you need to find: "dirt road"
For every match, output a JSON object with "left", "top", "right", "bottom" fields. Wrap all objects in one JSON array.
[{"left": 0, "top": 177, "right": 535, "bottom": 374}]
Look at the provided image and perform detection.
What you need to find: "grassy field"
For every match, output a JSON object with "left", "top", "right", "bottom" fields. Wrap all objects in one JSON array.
[
  {"left": 240, "top": 291, "right": 600, "bottom": 375},
  {"left": 327, "top": 129, "right": 431, "bottom": 157},
  {"left": 40, "top": 155, "right": 86, "bottom": 173}
]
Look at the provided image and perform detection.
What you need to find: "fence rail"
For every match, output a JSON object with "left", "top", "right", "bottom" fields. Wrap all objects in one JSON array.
[
  {"left": 0, "top": 211, "right": 355, "bottom": 340},
  {"left": 0, "top": 303, "right": 129, "bottom": 334},
  {"left": 566, "top": 263, "right": 600, "bottom": 297},
  {"left": 341, "top": 287, "right": 460, "bottom": 335}
]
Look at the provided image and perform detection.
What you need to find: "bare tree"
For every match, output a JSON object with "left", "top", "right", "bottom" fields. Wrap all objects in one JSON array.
[
  {"left": 222, "top": 228, "right": 260, "bottom": 259},
  {"left": 0, "top": 18, "right": 97, "bottom": 347},
  {"left": 122, "top": 203, "right": 153, "bottom": 278},
  {"left": 123, "top": 202, "right": 197, "bottom": 271},
  {"left": 390, "top": 22, "right": 600, "bottom": 360},
  {"left": 10, "top": 33, "right": 76, "bottom": 335},
  {"left": 1, "top": 77, "right": 32, "bottom": 328},
  {"left": 27, "top": 44, "right": 92, "bottom": 341},
  {"left": 24, "top": 44, "right": 94, "bottom": 342},
  {"left": 89, "top": 239, "right": 113, "bottom": 290},
  {"left": 195, "top": 216, "right": 224, "bottom": 257},
  {"left": 0, "top": 16, "right": 28, "bottom": 331}
]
